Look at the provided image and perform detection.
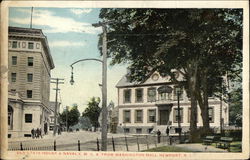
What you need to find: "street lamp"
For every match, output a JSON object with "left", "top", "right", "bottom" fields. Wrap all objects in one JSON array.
[
  {"left": 70, "top": 66, "right": 74, "bottom": 85},
  {"left": 69, "top": 21, "right": 108, "bottom": 151},
  {"left": 176, "top": 86, "right": 182, "bottom": 143}
]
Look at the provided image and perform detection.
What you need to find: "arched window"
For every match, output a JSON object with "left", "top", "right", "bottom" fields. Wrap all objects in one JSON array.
[{"left": 8, "top": 105, "right": 13, "bottom": 130}]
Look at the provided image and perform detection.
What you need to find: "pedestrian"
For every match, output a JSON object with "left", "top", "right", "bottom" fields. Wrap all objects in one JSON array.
[
  {"left": 39, "top": 128, "right": 43, "bottom": 138},
  {"left": 166, "top": 126, "right": 170, "bottom": 137},
  {"left": 36, "top": 128, "right": 39, "bottom": 138},
  {"left": 157, "top": 129, "right": 161, "bottom": 143},
  {"left": 31, "top": 128, "right": 35, "bottom": 139}
]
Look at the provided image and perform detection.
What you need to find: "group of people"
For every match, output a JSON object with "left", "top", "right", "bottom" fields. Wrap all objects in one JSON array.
[
  {"left": 31, "top": 128, "right": 43, "bottom": 139},
  {"left": 156, "top": 126, "right": 171, "bottom": 143}
]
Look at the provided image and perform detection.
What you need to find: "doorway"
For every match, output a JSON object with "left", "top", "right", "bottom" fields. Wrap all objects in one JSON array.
[{"left": 159, "top": 110, "right": 169, "bottom": 125}]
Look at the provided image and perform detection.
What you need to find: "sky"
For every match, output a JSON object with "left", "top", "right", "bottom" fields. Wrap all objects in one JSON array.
[{"left": 9, "top": 7, "right": 128, "bottom": 113}]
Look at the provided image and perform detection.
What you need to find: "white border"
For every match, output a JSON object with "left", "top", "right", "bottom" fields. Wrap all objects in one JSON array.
[{"left": 1, "top": 1, "right": 249, "bottom": 160}]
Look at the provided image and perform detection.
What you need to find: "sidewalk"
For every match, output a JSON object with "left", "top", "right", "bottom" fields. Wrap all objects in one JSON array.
[{"left": 175, "top": 143, "right": 228, "bottom": 152}]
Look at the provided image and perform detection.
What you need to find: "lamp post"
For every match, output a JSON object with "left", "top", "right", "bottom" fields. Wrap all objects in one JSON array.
[
  {"left": 70, "top": 21, "right": 108, "bottom": 151},
  {"left": 176, "top": 87, "right": 182, "bottom": 143}
]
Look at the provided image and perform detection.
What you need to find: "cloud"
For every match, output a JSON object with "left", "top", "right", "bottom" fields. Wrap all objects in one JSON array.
[
  {"left": 70, "top": 9, "right": 92, "bottom": 15},
  {"left": 10, "top": 8, "right": 101, "bottom": 34},
  {"left": 49, "top": 40, "right": 86, "bottom": 47}
]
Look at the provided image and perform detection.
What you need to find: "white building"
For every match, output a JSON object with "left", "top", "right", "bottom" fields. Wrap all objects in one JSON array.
[
  {"left": 8, "top": 27, "right": 54, "bottom": 138},
  {"left": 116, "top": 71, "right": 229, "bottom": 134}
]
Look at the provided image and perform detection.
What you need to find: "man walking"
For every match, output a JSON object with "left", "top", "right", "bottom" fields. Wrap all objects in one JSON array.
[
  {"left": 39, "top": 128, "right": 43, "bottom": 138},
  {"left": 166, "top": 126, "right": 170, "bottom": 136},
  {"left": 157, "top": 129, "right": 161, "bottom": 143},
  {"left": 36, "top": 128, "right": 39, "bottom": 138}
]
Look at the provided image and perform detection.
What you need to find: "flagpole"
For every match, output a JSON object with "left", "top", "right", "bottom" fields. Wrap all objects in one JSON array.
[{"left": 30, "top": 7, "right": 33, "bottom": 28}]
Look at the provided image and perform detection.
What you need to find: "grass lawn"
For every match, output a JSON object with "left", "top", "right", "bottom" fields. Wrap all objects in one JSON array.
[
  {"left": 142, "top": 146, "right": 192, "bottom": 152},
  {"left": 211, "top": 141, "right": 241, "bottom": 152}
]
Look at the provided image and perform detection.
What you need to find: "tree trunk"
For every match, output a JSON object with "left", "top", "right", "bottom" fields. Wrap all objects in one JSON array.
[
  {"left": 197, "top": 70, "right": 210, "bottom": 133},
  {"left": 187, "top": 60, "right": 198, "bottom": 142}
]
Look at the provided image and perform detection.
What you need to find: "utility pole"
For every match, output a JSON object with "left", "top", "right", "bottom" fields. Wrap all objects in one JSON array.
[
  {"left": 92, "top": 21, "right": 108, "bottom": 151},
  {"left": 177, "top": 89, "right": 181, "bottom": 143},
  {"left": 30, "top": 7, "right": 33, "bottom": 28},
  {"left": 66, "top": 106, "right": 69, "bottom": 132},
  {"left": 51, "top": 78, "right": 64, "bottom": 136}
]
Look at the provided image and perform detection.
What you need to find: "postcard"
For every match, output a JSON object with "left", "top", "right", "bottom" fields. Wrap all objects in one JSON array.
[{"left": 0, "top": 0, "right": 249, "bottom": 160}]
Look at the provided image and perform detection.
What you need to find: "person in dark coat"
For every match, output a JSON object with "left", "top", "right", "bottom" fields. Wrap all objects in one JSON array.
[
  {"left": 39, "top": 128, "right": 43, "bottom": 138},
  {"left": 166, "top": 126, "right": 170, "bottom": 136},
  {"left": 36, "top": 128, "right": 39, "bottom": 138},
  {"left": 156, "top": 129, "right": 161, "bottom": 143},
  {"left": 31, "top": 128, "right": 35, "bottom": 139}
]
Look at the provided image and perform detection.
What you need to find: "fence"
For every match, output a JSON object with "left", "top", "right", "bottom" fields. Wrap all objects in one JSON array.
[{"left": 8, "top": 135, "right": 177, "bottom": 151}]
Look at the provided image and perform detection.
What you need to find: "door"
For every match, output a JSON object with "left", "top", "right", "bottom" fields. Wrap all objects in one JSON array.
[{"left": 160, "top": 110, "right": 169, "bottom": 125}]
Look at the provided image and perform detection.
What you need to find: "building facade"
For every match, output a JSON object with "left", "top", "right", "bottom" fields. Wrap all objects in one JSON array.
[
  {"left": 48, "top": 101, "right": 61, "bottom": 131},
  {"left": 116, "top": 71, "right": 229, "bottom": 135},
  {"left": 8, "top": 27, "right": 54, "bottom": 138}
]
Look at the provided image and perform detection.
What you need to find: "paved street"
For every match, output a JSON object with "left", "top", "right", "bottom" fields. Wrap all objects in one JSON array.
[{"left": 8, "top": 131, "right": 227, "bottom": 152}]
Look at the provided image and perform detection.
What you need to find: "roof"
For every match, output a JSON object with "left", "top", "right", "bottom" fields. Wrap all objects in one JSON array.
[
  {"left": 8, "top": 26, "right": 55, "bottom": 69},
  {"left": 116, "top": 75, "right": 141, "bottom": 88}
]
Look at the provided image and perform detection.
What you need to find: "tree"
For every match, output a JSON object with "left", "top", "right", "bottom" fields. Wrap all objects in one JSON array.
[
  {"left": 82, "top": 97, "right": 101, "bottom": 130},
  {"left": 229, "top": 86, "right": 242, "bottom": 127},
  {"left": 79, "top": 116, "right": 92, "bottom": 130},
  {"left": 99, "top": 9, "right": 242, "bottom": 141},
  {"left": 59, "top": 104, "right": 80, "bottom": 130}
]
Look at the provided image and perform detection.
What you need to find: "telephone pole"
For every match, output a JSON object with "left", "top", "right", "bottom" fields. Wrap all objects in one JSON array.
[
  {"left": 51, "top": 78, "right": 64, "bottom": 136},
  {"left": 92, "top": 21, "right": 108, "bottom": 151}
]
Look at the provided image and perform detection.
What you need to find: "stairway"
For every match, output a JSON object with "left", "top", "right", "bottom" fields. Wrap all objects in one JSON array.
[{"left": 151, "top": 125, "right": 168, "bottom": 135}]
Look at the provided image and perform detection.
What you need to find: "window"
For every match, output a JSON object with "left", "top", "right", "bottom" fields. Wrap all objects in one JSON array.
[
  {"left": 123, "top": 89, "right": 131, "bottom": 103},
  {"left": 36, "top": 43, "right": 40, "bottom": 49},
  {"left": 27, "top": 73, "right": 33, "bottom": 82},
  {"left": 11, "top": 73, "right": 16, "bottom": 82},
  {"left": 123, "top": 110, "right": 131, "bottom": 123},
  {"left": 147, "top": 87, "right": 156, "bottom": 102},
  {"left": 50, "top": 117, "right": 54, "bottom": 123},
  {"left": 136, "top": 128, "right": 142, "bottom": 134},
  {"left": 188, "top": 107, "right": 198, "bottom": 123},
  {"left": 28, "top": 42, "right": 34, "bottom": 49},
  {"left": 124, "top": 128, "right": 130, "bottom": 133},
  {"left": 148, "top": 109, "right": 156, "bottom": 123},
  {"left": 8, "top": 106, "right": 13, "bottom": 130},
  {"left": 27, "top": 57, "right": 33, "bottom": 66},
  {"left": 22, "top": 42, "right": 26, "bottom": 48},
  {"left": 173, "top": 87, "right": 183, "bottom": 101},
  {"left": 12, "top": 41, "right": 17, "bottom": 48},
  {"left": 10, "top": 89, "right": 16, "bottom": 92},
  {"left": 135, "top": 88, "right": 143, "bottom": 102},
  {"left": 25, "top": 114, "right": 32, "bottom": 123},
  {"left": 27, "top": 90, "right": 32, "bottom": 98},
  {"left": 208, "top": 107, "right": 214, "bottom": 123},
  {"left": 135, "top": 110, "right": 143, "bottom": 123},
  {"left": 12, "top": 56, "right": 17, "bottom": 65},
  {"left": 173, "top": 108, "right": 183, "bottom": 123}
]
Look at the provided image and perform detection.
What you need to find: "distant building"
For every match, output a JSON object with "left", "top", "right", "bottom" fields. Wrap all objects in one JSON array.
[
  {"left": 98, "top": 101, "right": 118, "bottom": 133},
  {"left": 8, "top": 26, "right": 54, "bottom": 138},
  {"left": 116, "top": 71, "right": 229, "bottom": 134},
  {"left": 48, "top": 101, "right": 61, "bottom": 131}
]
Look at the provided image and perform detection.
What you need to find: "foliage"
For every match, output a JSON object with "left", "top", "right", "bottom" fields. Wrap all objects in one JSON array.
[
  {"left": 99, "top": 9, "right": 242, "bottom": 141},
  {"left": 229, "top": 87, "right": 242, "bottom": 127},
  {"left": 59, "top": 104, "right": 80, "bottom": 129},
  {"left": 82, "top": 97, "right": 101, "bottom": 128}
]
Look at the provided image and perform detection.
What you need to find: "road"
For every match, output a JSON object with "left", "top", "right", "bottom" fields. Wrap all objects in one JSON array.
[
  {"left": 8, "top": 130, "right": 164, "bottom": 151},
  {"left": 8, "top": 131, "right": 227, "bottom": 152}
]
